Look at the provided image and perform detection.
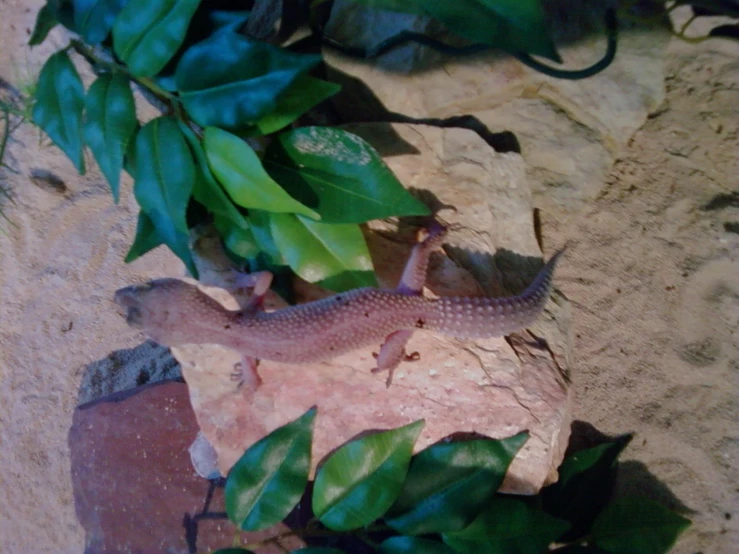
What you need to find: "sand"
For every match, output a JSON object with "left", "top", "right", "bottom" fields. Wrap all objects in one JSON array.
[{"left": 0, "top": 1, "right": 736, "bottom": 552}]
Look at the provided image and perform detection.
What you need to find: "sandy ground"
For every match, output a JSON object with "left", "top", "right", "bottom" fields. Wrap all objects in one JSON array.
[{"left": 0, "top": 1, "right": 736, "bottom": 553}]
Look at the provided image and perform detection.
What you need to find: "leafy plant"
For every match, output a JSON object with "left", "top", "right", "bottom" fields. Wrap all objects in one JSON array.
[
  {"left": 28, "top": 0, "right": 435, "bottom": 289},
  {"left": 206, "top": 408, "right": 690, "bottom": 553}
]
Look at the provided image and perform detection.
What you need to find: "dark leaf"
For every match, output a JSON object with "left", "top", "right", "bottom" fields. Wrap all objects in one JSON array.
[
  {"left": 709, "top": 24, "right": 739, "bottom": 40},
  {"left": 684, "top": 0, "right": 739, "bottom": 18},
  {"left": 246, "top": 75, "right": 341, "bottom": 136},
  {"left": 212, "top": 549, "right": 256, "bottom": 554},
  {"left": 113, "top": 0, "right": 201, "bottom": 77},
  {"left": 132, "top": 116, "right": 197, "bottom": 276},
  {"left": 264, "top": 127, "right": 430, "bottom": 224},
  {"left": 386, "top": 433, "right": 529, "bottom": 535},
  {"left": 349, "top": 0, "right": 559, "bottom": 60},
  {"left": 312, "top": 420, "right": 425, "bottom": 531},
  {"left": 203, "top": 126, "right": 319, "bottom": 219},
  {"left": 83, "top": 73, "right": 137, "bottom": 202},
  {"left": 176, "top": 32, "right": 320, "bottom": 129},
  {"left": 225, "top": 407, "right": 316, "bottom": 531},
  {"left": 248, "top": 209, "right": 286, "bottom": 266},
  {"left": 32, "top": 51, "right": 86, "bottom": 173},
  {"left": 379, "top": 536, "right": 457, "bottom": 554},
  {"left": 124, "top": 210, "right": 163, "bottom": 262},
  {"left": 542, "top": 435, "right": 632, "bottom": 541},
  {"left": 178, "top": 121, "right": 248, "bottom": 230},
  {"left": 72, "top": 0, "right": 128, "bottom": 44},
  {"left": 591, "top": 495, "right": 691, "bottom": 554},
  {"left": 442, "top": 496, "right": 570, "bottom": 554},
  {"left": 29, "top": 2, "right": 59, "bottom": 46},
  {"left": 269, "top": 212, "right": 376, "bottom": 291}
]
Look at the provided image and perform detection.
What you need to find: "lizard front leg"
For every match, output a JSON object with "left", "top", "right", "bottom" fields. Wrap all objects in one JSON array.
[
  {"left": 396, "top": 221, "right": 447, "bottom": 295},
  {"left": 372, "top": 330, "right": 420, "bottom": 387}
]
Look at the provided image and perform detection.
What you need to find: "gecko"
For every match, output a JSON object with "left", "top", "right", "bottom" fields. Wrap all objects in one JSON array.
[{"left": 114, "top": 223, "right": 564, "bottom": 388}]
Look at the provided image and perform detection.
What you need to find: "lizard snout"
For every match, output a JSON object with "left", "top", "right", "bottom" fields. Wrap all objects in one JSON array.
[{"left": 114, "top": 284, "right": 152, "bottom": 327}]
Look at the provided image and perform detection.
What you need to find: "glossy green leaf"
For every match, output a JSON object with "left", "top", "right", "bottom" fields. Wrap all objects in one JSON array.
[
  {"left": 125, "top": 210, "right": 163, "bottom": 263},
  {"left": 32, "top": 51, "right": 86, "bottom": 173},
  {"left": 247, "top": 210, "right": 285, "bottom": 266},
  {"left": 542, "top": 435, "right": 632, "bottom": 541},
  {"left": 442, "top": 496, "right": 570, "bottom": 554},
  {"left": 379, "top": 537, "right": 457, "bottom": 554},
  {"left": 113, "top": 0, "right": 200, "bottom": 77},
  {"left": 247, "top": 75, "right": 341, "bottom": 136},
  {"left": 264, "top": 127, "right": 430, "bottom": 224},
  {"left": 176, "top": 32, "right": 320, "bottom": 129},
  {"left": 269, "top": 213, "right": 376, "bottom": 291},
  {"left": 312, "top": 420, "right": 424, "bottom": 531},
  {"left": 350, "top": 0, "right": 558, "bottom": 60},
  {"left": 73, "top": 0, "right": 128, "bottom": 44},
  {"left": 132, "top": 116, "right": 197, "bottom": 276},
  {"left": 178, "top": 122, "right": 248, "bottom": 230},
  {"left": 591, "top": 495, "right": 691, "bottom": 554},
  {"left": 214, "top": 216, "right": 260, "bottom": 261},
  {"left": 203, "top": 127, "right": 319, "bottom": 220},
  {"left": 386, "top": 432, "right": 529, "bottom": 535},
  {"left": 29, "top": 2, "right": 59, "bottom": 46},
  {"left": 83, "top": 73, "right": 137, "bottom": 202},
  {"left": 290, "top": 546, "right": 345, "bottom": 554},
  {"left": 225, "top": 407, "right": 316, "bottom": 531}
]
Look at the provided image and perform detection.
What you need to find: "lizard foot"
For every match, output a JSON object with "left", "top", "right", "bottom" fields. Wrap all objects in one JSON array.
[{"left": 232, "top": 356, "right": 262, "bottom": 389}]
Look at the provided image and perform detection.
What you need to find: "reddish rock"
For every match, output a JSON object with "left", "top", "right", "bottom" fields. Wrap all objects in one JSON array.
[{"left": 69, "top": 380, "right": 301, "bottom": 554}]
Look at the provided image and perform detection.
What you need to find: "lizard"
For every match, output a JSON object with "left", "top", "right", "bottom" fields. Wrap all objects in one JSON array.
[{"left": 114, "top": 223, "right": 564, "bottom": 388}]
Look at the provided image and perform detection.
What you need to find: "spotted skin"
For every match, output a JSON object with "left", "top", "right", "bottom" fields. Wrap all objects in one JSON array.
[{"left": 115, "top": 225, "right": 563, "bottom": 387}]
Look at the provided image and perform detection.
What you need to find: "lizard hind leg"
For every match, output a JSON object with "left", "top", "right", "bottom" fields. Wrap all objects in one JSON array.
[
  {"left": 371, "top": 330, "right": 419, "bottom": 387},
  {"left": 396, "top": 221, "right": 448, "bottom": 296}
]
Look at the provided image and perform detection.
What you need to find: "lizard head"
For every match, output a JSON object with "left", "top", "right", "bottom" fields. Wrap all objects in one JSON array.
[{"left": 114, "top": 278, "right": 208, "bottom": 346}]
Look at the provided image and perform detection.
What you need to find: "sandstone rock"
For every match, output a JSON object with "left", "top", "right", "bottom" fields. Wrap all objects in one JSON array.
[
  {"left": 173, "top": 124, "right": 572, "bottom": 495},
  {"left": 323, "top": 1, "right": 670, "bottom": 209},
  {"left": 69, "top": 381, "right": 303, "bottom": 553}
]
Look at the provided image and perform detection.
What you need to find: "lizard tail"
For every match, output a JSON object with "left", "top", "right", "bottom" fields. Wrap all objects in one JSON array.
[{"left": 427, "top": 249, "right": 565, "bottom": 339}]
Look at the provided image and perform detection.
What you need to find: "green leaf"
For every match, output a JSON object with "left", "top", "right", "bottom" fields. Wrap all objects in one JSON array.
[
  {"left": 214, "top": 216, "right": 260, "bottom": 261},
  {"left": 83, "top": 73, "right": 137, "bottom": 202},
  {"left": 32, "top": 51, "right": 86, "bottom": 173},
  {"left": 225, "top": 407, "right": 316, "bottom": 531},
  {"left": 248, "top": 210, "right": 286, "bottom": 266},
  {"left": 113, "top": 0, "right": 200, "bottom": 77},
  {"left": 29, "top": 2, "right": 59, "bottom": 46},
  {"left": 264, "top": 127, "right": 430, "bottom": 224},
  {"left": 542, "top": 435, "right": 632, "bottom": 541},
  {"left": 269, "top": 213, "right": 376, "bottom": 291},
  {"left": 312, "top": 420, "right": 424, "bottom": 531},
  {"left": 591, "top": 495, "right": 691, "bottom": 554},
  {"left": 379, "top": 537, "right": 457, "bottom": 554},
  {"left": 442, "top": 496, "right": 570, "bottom": 554},
  {"left": 132, "top": 116, "right": 197, "bottom": 276},
  {"left": 176, "top": 32, "right": 321, "bottom": 130},
  {"left": 125, "top": 210, "right": 164, "bottom": 263},
  {"left": 247, "top": 75, "right": 341, "bottom": 136},
  {"left": 203, "top": 127, "right": 319, "bottom": 220},
  {"left": 350, "top": 0, "right": 559, "bottom": 60},
  {"left": 386, "top": 432, "right": 529, "bottom": 535},
  {"left": 73, "top": 0, "right": 128, "bottom": 44},
  {"left": 178, "top": 122, "right": 248, "bottom": 230}
]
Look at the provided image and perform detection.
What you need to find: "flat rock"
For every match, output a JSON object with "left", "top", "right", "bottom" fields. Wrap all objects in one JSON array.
[
  {"left": 173, "top": 124, "right": 573, "bottom": 495},
  {"left": 323, "top": 1, "right": 670, "bottom": 209},
  {"left": 69, "top": 380, "right": 303, "bottom": 554}
]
